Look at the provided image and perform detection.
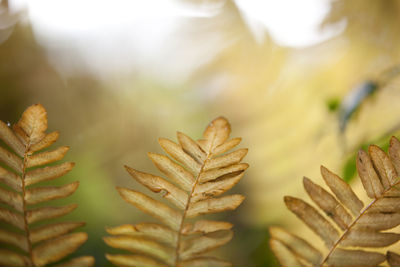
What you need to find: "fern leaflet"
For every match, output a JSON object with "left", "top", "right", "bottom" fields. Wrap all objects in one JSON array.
[
  {"left": 0, "top": 104, "right": 94, "bottom": 266},
  {"left": 104, "top": 117, "right": 248, "bottom": 266},
  {"left": 270, "top": 137, "right": 400, "bottom": 267}
]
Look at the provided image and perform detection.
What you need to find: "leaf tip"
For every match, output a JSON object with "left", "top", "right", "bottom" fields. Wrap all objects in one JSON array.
[
  {"left": 283, "top": 196, "right": 296, "bottom": 207},
  {"left": 124, "top": 165, "right": 134, "bottom": 173},
  {"left": 390, "top": 136, "right": 400, "bottom": 147},
  {"left": 368, "top": 144, "right": 382, "bottom": 154},
  {"left": 320, "top": 165, "right": 328, "bottom": 173},
  {"left": 211, "top": 116, "right": 230, "bottom": 126}
]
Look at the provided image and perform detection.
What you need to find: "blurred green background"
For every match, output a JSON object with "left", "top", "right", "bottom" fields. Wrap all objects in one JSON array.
[{"left": 2, "top": 0, "right": 400, "bottom": 266}]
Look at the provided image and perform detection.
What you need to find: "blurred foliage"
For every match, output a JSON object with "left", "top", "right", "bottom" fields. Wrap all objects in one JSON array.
[
  {"left": 2, "top": 0, "right": 400, "bottom": 266},
  {"left": 0, "top": 0, "right": 19, "bottom": 44}
]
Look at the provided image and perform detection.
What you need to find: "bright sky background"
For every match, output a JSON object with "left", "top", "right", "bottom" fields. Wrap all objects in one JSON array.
[{"left": 7, "top": 0, "right": 345, "bottom": 80}]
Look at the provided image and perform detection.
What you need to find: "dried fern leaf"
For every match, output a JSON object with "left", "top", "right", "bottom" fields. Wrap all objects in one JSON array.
[
  {"left": 269, "top": 239, "right": 305, "bottom": 267},
  {"left": 25, "top": 182, "right": 79, "bottom": 205},
  {"left": 271, "top": 136, "right": 400, "bottom": 266},
  {"left": 203, "top": 149, "right": 247, "bottom": 171},
  {"left": 117, "top": 187, "right": 182, "bottom": 230},
  {"left": 105, "top": 117, "right": 247, "bottom": 266},
  {"left": 159, "top": 138, "right": 201, "bottom": 174},
  {"left": 0, "top": 120, "right": 25, "bottom": 157},
  {"left": 0, "top": 249, "right": 29, "bottom": 267},
  {"left": 186, "top": 194, "right": 244, "bottom": 218},
  {"left": 0, "top": 104, "right": 94, "bottom": 266},
  {"left": 387, "top": 251, "right": 400, "bottom": 267},
  {"left": 199, "top": 163, "right": 248, "bottom": 183},
  {"left": 179, "top": 257, "right": 233, "bottom": 267},
  {"left": 0, "top": 207, "right": 25, "bottom": 229},
  {"left": 179, "top": 230, "right": 233, "bottom": 260},
  {"left": 0, "top": 229, "right": 28, "bottom": 251},
  {"left": 27, "top": 204, "right": 78, "bottom": 224},
  {"left": 105, "top": 254, "right": 168, "bottom": 267},
  {"left": 104, "top": 236, "right": 174, "bottom": 265},
  {"left": 25, "top": 146, "right": 69, "bottom": 168},
  {"left": 327, "top": 248, "right": 385, "bottom": 267},
  {"left": 320, "top": 166, "right": 363, "bottom": 216},
  {"left": 269, "top": 227, "right": 322, "bottom": 265},
  {"left": 148, "top": 153, "right": 195, "bottom": 191},
  {"left": 0, "top": 186, "right": 23, "bottom": 211},
  {"left": 124, "top": 166, "right": 188, "bottom": 209},
  {"left": 0, "top": 145, "right": 23, "bottom": 171},
  {"left": 25, "top": 162, "right": 75, "bottom": 186},
  {"left": 32, "top": 233, "right": 88, "bottom": 266},
  {"left": 303, "top": 177, "right": 352, "bottom": 230},
  {"left": 29, "top": 131, "right": 59, "bottom": 154},
  {"left": 181, "top": 220, "right": 233, "bottom": 235},
  {"left": 0, "top": 166, "right": 22, "bottom": 191},
  {"left": 30, "top": 222, "right": 86, "bottom": 244},
  {"left": 213, "top": 137, "right": 241, "bottom": 156},
  {"left": 52, "top": 256, "right": 95, "bottom": 267},
  {"left": 106, "top": 223, "right": 178, "bottom": 246}
]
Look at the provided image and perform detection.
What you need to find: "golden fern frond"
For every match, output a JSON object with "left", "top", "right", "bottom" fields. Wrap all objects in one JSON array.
[
  {"left": 0, "top": 104, "right": 94, "bottom": 266},
  {"left": 105, "top": 117, "right": 247, "bottom": 266},
  {"left": 270, "top": 137, "right": 400, "bottom": 267}
]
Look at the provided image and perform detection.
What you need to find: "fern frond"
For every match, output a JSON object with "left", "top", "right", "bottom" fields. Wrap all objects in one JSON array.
[
  {"left": 0, "top": 104, "right": 94, "bottom": 266},
  {"left": 105, "top": 117, "right": 247, "bottom": 266},
  {"left": 270, "top": 137, "right": 400, "bottom": 267}
]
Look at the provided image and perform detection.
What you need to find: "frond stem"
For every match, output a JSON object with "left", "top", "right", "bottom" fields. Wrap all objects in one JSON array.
[
  {"left": 174, "top": 137, "right": 217, "bottom": 266},
  {"left": 21, "top": 145, "right": 34, "bottom": 266}
]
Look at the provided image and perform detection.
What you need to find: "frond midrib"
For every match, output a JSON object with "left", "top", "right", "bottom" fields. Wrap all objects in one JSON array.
[
  {"left": 173, "top": 134, "right": 217, "bottom": 266},
  {"left": 21, "top": 143, "right": 33, "bottom": 266}
]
